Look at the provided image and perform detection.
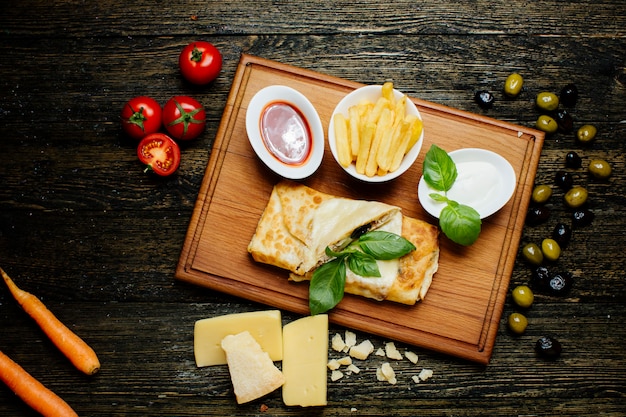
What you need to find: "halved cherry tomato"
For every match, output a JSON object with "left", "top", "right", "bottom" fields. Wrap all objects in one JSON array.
[
  {"left": 137, "top": 133, "right": 181, "bottom": 176},
  {"left": 120, "top": 96, "right": 162, "bottom": 140},
  {"left": 179, "top": 41, "right": 222, "bottom": 85},
  {"left": 162, "top": 96, "right": 206, "bottom": 141}
]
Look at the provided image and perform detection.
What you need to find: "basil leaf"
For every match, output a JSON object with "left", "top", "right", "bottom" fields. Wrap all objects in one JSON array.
[
  {"left": 429, "top": 192, "right": 449, "bottom": 203},
  {"left": 439, "top": 201, "right": 482, "bottom": 246},
  {"left": 309, "top": 257, "right": 346, "bottom": 315},
  {"left": 423, "top": 144, "right": 458, "bottom": 192},
  {"left": 358, "top": 230, "right": 416, "bottom": 260},
  {"left": 347, "top": 251, "right": 381, "bottom": 277}
]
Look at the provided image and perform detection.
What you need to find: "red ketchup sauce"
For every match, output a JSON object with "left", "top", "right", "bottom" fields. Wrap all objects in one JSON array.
[{"left": 260, "top": 101, "right": 312, "bottom": 166}]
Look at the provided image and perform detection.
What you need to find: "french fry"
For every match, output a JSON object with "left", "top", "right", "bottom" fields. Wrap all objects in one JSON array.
[
  {"left": 348, "top": 106, "right": 361, "bottom": 158},
  {"left": 355, "top": 122, "right": 375, "bottom": 174},
  {"left": 405, "top": 115, "right": 423, "bottom": 152},
  {"left": 389, "top": 118, "right": 416, "bottom": 172},
  {"left": 366, "top": 107, "right": 392, "bottom": 177},
  {"left": 333, "top": 113, "right": 352, "bottom": 168},
  {"left": 381, "top": 81, "right": 394, "bottom": 102}
]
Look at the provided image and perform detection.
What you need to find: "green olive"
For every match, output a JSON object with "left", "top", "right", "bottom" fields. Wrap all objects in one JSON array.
[
  {"left": 531, "top": 184, "right": 553, "bottom": 204},
  {"left": 588, "top": 159, "right": 612, "bottom": 179},
  {"left": 522, "top": 243, "right": 544, "bottom": 266},
  {"left": 541, "top": 238, "right": 561, "bottom": 262},
  {"left": 577, "top": 124, "right": 597, "bottom": 144},
  {"left": 536, "top": 92, "right": 559, "bottom": 111},
  {"left": 504, "top": 73, "right": 524, "bottom": 97},
  {"left": 564, "top": 185, "right": 588, "bottom": 208},
  {"left": 536, "top": 115, "right": 558, "bottom": 134},
  {"left": 512, "top": 285, "right": 534, "bottom": 309},
  {"left": 508, "top": 312, "right": 529, "bottom": 334}
]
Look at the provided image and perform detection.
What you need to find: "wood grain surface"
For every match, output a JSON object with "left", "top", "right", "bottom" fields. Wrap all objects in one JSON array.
[{"left": 1, "top": 0, "right": 625, "bottom": 415}]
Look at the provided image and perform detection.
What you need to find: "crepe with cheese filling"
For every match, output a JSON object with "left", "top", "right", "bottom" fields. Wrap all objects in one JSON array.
[{"left": 247, "top": 180, "right": 439, "bottom": 305}]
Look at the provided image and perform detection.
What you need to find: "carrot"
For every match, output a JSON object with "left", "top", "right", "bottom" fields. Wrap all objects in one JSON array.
[
  {"left": 0, "top": 350, "right": 79, "bottom": 417},
  {"left": 1, "top": 267, "right": 100, "bottom": 375}
]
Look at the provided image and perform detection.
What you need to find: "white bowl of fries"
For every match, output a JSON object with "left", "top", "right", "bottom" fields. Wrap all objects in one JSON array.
[{"left": 328, "top": 83, "right": 424, "bottom": 182}]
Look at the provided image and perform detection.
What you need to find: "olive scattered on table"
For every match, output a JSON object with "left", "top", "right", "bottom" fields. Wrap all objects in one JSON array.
[
  {"left": 535, "top": 336, "right": 562, "bottom": 360},
  {"left": 475, "top": 90, "right": 495, "bottom": 109},
  {"left": 560, "top": 83, "right": 578, "bottom": 107},
  {"left": 526, "top": 206, "right": 551, "bottom": 226},
  {"left": 572, "top": 209, "right": 594, "bottom": 228},
  {"left": 504, "top": 73, "right": 524, "bottom": 97},
  {"left": 522, "top": 243, "right": 544, "bottom": 265},
  {"left": 531, "top": 184, "right": 553, "bottom": 204},
  {"left": 532, "top": 266, "right": 551, "bottom": 290},
  {"left": 536, "top": 115, "right": 558, "bottom": 134},
  {"left": 555, "top": 170, "right": 574, "bottom": 190},
  {"left": 576, "top": 124, "right": 597, "bottom": 144},
  {"left": 588, "top": 159, "right": 612, "bottom": 179},
  {"left": 508, "top": 313, "right": 528, "bottom": 335},
  {"left": 547, "top": 272, "right": 574, "bottom": 296},
  {"left": 565, "top": 151, "right": 582, "bottom": 168},
  {"left": 512, "top": 285, "right": 534, "bottom": 308},
  {"left": 541, "top": 238, "right": 561, "bottom": 262},
  {"left": 554, "top": 109, "right": 574, "bottom": 132},
  {"left": 564, "top": 186, "right": 588, "bottom": 208},
  {"left": 536, "top": 92, "right": 559, "bottom": 111},
  {"left": 552, "top": 223, "right": 572, "bottom": 248}
]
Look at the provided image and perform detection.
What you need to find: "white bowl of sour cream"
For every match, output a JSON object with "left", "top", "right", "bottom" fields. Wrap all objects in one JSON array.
[
  {"left": 417, "top": 148, "right": 517, "bottom": 219},
  {"left": 246, "top": 85, "right": 324, "bottom": 179}
]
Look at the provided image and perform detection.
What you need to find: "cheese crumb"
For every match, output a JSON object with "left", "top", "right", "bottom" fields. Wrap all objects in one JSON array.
[
  {"left": 405, "top": 351, "right": 419, "bottom": 364},
  {"left": 377, "top": 362, "right": 397, "bottom": 385},
  {"left": 418, "top": 368, "right": 433, "bottom": 381},
  {"left": 411, "top": 375, "right": 421, "bottom": 384},
  {"left": 349, "top": 339, "right": 374, "bottom": 360},
  {"left": 385, "top": 342, "right": 403, "bottom": 360},
  {"left": 337, "top": 356, "right": 352, "bottom": 366},
  {"left": 375, "top": 347, "right": 385, "bottom": 357},
  {"left": 331, "top": 333, "right": 346, "bottom": 352},
  {"left": 344, "top": 331, "right": 357, "bottom": 351},
  {"left": 331, "top": 370, "right": 344, "bottom": 381},
  {"left": 327, "top": 359, "right": 341, "bottom": 371},
  {"left": 346, "top": 364, "right": 360, "bottom": 374}
]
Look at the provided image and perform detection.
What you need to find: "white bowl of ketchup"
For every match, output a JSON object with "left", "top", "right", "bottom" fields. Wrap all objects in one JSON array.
[{"left": 246, "top": 85, "right": 324, "bottom": 179}]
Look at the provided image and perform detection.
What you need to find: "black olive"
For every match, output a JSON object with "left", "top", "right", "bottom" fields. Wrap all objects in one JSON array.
[
  {"left": 526, "top": 206, "right": 551, "bottom": 226},
  {"left": 554, "top": 109, "right": 574, "bottom": 132},
  {"left": 531, "top": 266, "right": 551, "bottom": 290},
  {"left": 560, "top": 83, "right": 578, "bottom": 107},
  {"left": 552, "top": 223, "right": 572, "bottom": 248},
  {"left": 474, "top": 90, "right": 495, "bottom": 109},
  {"left": 547, "top": 272, "right": 574, "bottom": 295},
  {"left": 535, "top": 336, "right": 562, "bottom": 359},
  {"left": 572, "top": 209, "right": 594, "bottom": 228},
  {"left": 555, "top": 170, "right": 574, "bottom": 190},
  {"left": 565, "top": 151, "right": 582, "bottom": 169},
  {"left": 351, "top": 223, "right": 372, "bottom": 239}
]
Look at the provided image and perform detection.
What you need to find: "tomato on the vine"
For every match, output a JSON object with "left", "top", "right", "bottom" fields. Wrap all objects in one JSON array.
[
  {"left": 162, "top": 96, "right": 206, "bottom": 141},
  {"left": 120, "top": 96, "right": 162, "bottom": 140},
  {"left": 137, "top": 133, "right": 181, "bottom": 176},
  {"left": 179, "top": 41, "right": 222, "bottom": 85}
]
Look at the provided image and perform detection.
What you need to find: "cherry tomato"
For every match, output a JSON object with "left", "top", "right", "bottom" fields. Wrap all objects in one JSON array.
[
  {"left": 179, "top": 41, "right": 222, "bottom": 85},
  {"left": 137, "top": 133, "right": 181, "bottom": 176},
  {"left": 162, "top": 96, "right": 206, "bottom": 141},
  {"left": 120, "top": 96, "right": 162, "bottom": 140}
]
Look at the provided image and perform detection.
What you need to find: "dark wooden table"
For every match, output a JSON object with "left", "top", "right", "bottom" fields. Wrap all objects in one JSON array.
[{"left": 1, "top": 1, "right": 625, "bottom": 416}]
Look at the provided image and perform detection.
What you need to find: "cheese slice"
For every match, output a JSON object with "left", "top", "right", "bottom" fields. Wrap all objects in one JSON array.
[
  {"left": 282, "top": 315, "right": 328, "bottom": 407},
  {"left": 194, "top": 310, "right": 282, "bottom": 367},
  {"left": 221, "top": 331, "right": 285, "bottom": 404}
]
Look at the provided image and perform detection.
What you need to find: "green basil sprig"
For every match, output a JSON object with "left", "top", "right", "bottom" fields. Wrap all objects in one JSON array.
[
  {"left": 423, "top": 144, "right": 482, "bottom": 246},
  {"left": 309, "top": 230, "right": 416, "bottom": 315}
]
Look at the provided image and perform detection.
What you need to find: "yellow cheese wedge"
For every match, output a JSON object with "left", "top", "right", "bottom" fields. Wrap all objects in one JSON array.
[
  {"left": 194, "top": 310, "right": 283, "bottom": 367},
  {"left": 282, "top": 314, "right": 328, "bottom": 407}
]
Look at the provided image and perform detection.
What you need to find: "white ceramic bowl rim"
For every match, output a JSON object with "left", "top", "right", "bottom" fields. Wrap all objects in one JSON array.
[
  {"left": 328, "top": 85, "right": 424, "bottom": 183},
  {"left": 417, "top": 148, "right": 517, "bottom": 219},
  {"left": 245, "top": 85, "right": 324, "bottom": 179}
]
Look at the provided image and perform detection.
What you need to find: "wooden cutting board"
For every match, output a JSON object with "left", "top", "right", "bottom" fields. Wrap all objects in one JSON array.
[{"left": 175, "top": 54, "right": 544, "bottom": 364}]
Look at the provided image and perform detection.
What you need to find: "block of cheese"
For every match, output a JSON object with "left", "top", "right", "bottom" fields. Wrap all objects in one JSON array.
[
  {"left": 221, "top": 331, "right": 285, "bottom": 404},
  {"left": 282, "top": 314, "right": 328, "bottom": 407},
  {"left": 194, "top": 310, "right": 282, "bottom": 367}
]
